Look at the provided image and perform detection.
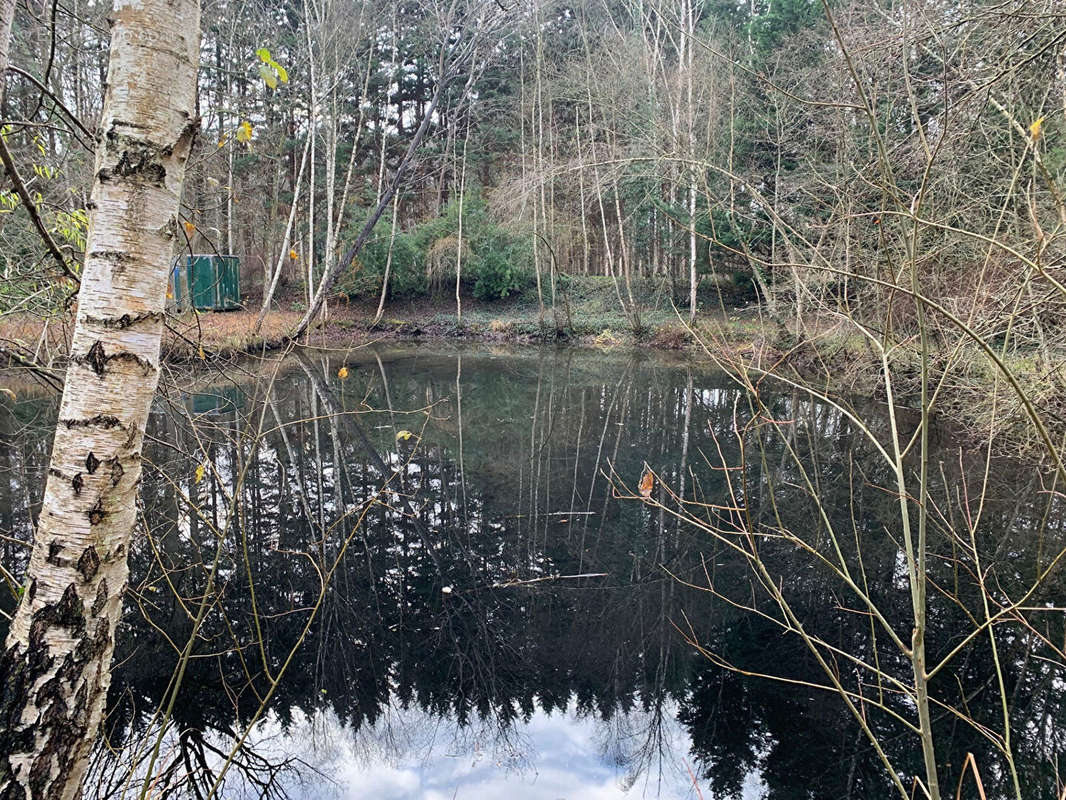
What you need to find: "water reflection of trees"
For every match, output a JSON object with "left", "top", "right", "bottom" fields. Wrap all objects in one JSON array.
[{"left": 0, "top": 345, "right": 1063, "bottom": 798}]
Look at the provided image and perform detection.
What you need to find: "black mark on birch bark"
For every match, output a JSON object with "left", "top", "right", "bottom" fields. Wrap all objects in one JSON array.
[
  {"left": 109, "top": 459, "right": 124, "bottom": 487},
  {"left": 62, "top": 415, "right": 122, "bottom": 430},
  {"left": 83, "top": 311, "right": 164, "bottom": 329},
  {"left": 87, "top": 500, "right": 105, "bottom": 526},
  {"left": 76, "top": 547, "right": 100, "bottom": 581},
  {"left": 84, "top": 340, "right": 106, "bottom": 376},
  {"left": 91, "top": 580, "right": 109, "bottom": 615}
]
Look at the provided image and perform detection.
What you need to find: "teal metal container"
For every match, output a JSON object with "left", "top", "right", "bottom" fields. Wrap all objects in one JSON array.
[{"left": 173, "top": 255, "right": 241, "bottom": 310}]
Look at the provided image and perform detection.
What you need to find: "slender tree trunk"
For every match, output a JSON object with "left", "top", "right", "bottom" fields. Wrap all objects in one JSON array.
[
  {"left": 1, "top": 0, "right": 17, "bottom": 107},
  {"left": 292, "top": 78, "right": 446, "bottom": 339},
  {"left": 575, "top": 109, "right": 590, "bottom": 275},
  {"left": 372, "top": 192, "right": 400, "bottom": 324},
  {"left": 685, "top": 0, "right": 698, "bottom": 322},
  {"left": 0, "top": 0, "right": 199, "bottom": 795},
  {"left": 304, "top": 0, "right": 317, "bottom": 313},
  {"left": 455, "top": 123, "right": 469, "bottom": 323},
  {"left": 255, "top": 131, "right": 311, "bottom": 332}
]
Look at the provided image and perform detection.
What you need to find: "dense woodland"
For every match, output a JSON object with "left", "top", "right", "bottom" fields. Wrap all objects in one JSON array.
[{"left": 3, "top": 0, "right": 1063, "bottom": 338}]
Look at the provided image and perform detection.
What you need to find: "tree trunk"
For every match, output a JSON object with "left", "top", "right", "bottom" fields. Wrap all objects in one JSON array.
[
  {"left": 0, "top": 0, "right": 200, "bottom": 794},
  {"left": 0, "top": 0, "right": 15, "bottom": 106},
  {"left": 291, "top": 79, "right": 446, "bottom": 340},
  {"left": 255, "top": 131, "right": 311, "bottom": 333}
]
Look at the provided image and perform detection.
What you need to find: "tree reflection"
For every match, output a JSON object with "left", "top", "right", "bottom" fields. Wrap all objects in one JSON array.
[{"left": 0, "top": 344, "right": 1063, "bottom": 798}]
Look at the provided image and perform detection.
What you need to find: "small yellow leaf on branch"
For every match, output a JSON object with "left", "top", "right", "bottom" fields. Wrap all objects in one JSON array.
[
  {"left": 236, "top": 121, "right": 253, "bottom": 143},
  {"left": 259, "top": 63, "right": 278, "bottom": 90},
  {"left": 396, "top": 430, "right": 415, "bottom": 441},
  {"left": 1030, "top": 117, "right": 1045, "bottom": 141},
  {"left": 183, "top": 220, "right": 196, "bottom": 237},
  {"left": 195, "top": 464, "right": 206, "bottom": 484},
  {"left": 337, "top": 366, "right": 349, "bottom": 379},
  {"left": 289, "top": 249, "right": 299, "bottom": 261}
]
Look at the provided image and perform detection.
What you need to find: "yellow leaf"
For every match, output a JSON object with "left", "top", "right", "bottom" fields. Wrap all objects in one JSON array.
[
  {"left": 396, "top": 430, "right": 415, "bottom": 441},
  {"left": 0, "top": 387, "right": 15, "bottom": 401},
  {"left": 337, "top": 366, "right": 349, "bottom": 379},
  {"left": 259, "top": 63, "right": 278, "bottom": 90},
  {"left": 218, "top": 135, "right": 227, "bottom": 148},
  {"left": 166, "top": 288, "right": 173, "bottom": 299},
  {"left": 289, "top": 249, "right": 299, "bottom": 261},
  {"left": 197, "top": 345, "right": 206, "bottom": 360},
  {"left": 1030, "top": 117, "right": 1045, "bottom": 141},
  {"left": 236, "top": 120, "right": 253, "bottom": 143},
  {"left": 195, "top": 464, "right": 205, "bottom": 484},
  {"left": 183, "top": 220, "right": 196, "bottom": 237}
]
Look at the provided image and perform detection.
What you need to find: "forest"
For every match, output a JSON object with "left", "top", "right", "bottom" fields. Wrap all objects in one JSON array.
[
  {"left": 1, "top": 0, "right": 1066, "bottom": 798},
  {"left": 0, "top": 0, "right": 1058, "bottom": 349}
]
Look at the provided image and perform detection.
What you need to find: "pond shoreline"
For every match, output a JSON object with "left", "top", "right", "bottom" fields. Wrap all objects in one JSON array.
[{"left": 1, "top": 297, "right": 1060, "bottom": 452}]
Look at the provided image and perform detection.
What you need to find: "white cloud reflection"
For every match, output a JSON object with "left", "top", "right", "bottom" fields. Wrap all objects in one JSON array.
[{"left": 247, "top": 698, "right": 749, "bottom": 800}]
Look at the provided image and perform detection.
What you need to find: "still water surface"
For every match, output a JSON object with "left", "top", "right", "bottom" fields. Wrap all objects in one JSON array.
[{"left": 0, "top": 342, "right": 1063, "bottom": 798}]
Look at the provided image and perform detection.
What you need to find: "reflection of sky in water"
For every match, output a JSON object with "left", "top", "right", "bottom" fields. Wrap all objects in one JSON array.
[{"left": 251, "top": 700, "right": 764, "bottom": 799}]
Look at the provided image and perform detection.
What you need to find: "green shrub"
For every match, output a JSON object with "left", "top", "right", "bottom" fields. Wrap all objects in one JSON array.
[
  {"left": 338, "top": 187, "right": 532, "bottom": 301},
  {"left": 472, "top": 249, "right": 525, "bottom": 300},
  {"left": 337, "top": 215, "right": 425, "bottom": 298}
]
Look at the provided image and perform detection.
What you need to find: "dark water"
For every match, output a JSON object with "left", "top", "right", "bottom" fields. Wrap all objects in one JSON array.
[{"left": 1, "top": 342, "right": 1064, "bottom": 799}]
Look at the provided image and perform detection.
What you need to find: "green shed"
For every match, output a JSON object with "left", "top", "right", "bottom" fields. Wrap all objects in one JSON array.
[{"left": 172, "top": 255, "right": 241, "bottom": 311}]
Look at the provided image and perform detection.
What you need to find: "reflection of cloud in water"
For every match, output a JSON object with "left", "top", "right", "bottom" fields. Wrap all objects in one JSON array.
[{"left": 255, "top": 698, "right": 760, "bottom": 799}]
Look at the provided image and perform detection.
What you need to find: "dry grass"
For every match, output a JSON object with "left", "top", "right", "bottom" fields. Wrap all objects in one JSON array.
[
  {"left": 162, "top": 310, "right": 305, "bottom": 359},
  {"left": 0, "top": 308, "right": 369, "bottom": 364}
]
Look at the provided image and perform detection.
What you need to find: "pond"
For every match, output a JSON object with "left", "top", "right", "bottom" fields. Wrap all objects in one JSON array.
[{"left": 1, "top": 342, "right": 1064, "bottom": 799}]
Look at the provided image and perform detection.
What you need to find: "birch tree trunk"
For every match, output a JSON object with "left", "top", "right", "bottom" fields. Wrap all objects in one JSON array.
[
  {"left": 0, "top": 0, "right": 15, "bottom": 100},
  {"left": 0, "top": 0, "right": 200, "bottom": 794},
  {"left": 255, "top": 130, "right": 311, "bottom": 332}
]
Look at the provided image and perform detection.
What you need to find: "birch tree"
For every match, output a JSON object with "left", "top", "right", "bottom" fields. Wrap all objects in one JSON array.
[
  {"left": 0, "top": 0, "right": 200, "bottom": 795},
  {"left": 0, "top": 0, "right": 14, "bottom": 98}
]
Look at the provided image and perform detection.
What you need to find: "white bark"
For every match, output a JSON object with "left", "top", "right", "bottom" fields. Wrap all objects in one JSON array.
[
  {"left": 0, "top": 0, "right": 200, "bottom": 795},
  {"left": 372, "top": 191, "right": 400, "bottom": 324},
  {"left": 0, "top": 0, "right": 15, "bottom": 100},
  {"left": 255, "top": 131, "right": 311, "bottom": 332},
  {"left": 455, "top": 123, "right": 469, "bottom": 322}
]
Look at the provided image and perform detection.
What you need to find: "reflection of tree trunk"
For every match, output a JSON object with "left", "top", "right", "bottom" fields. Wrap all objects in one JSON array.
[
  {"left": 456, "top": 355, "right": 467, "bottom": 517},
  {"left": 267, "top": 392, "right": 317, "bottom": 535},
  {"left": 0, "top": 0, "right": 200, "bottom": 793},
  {"left": 580, "top": 363, "right": 633, "bottom": 570},
  {"left": 292, "top": 350, "right": 440, "bottom": 560},
  {"left": 676, "top": 370, "right": 692, "bottom": 533}
]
